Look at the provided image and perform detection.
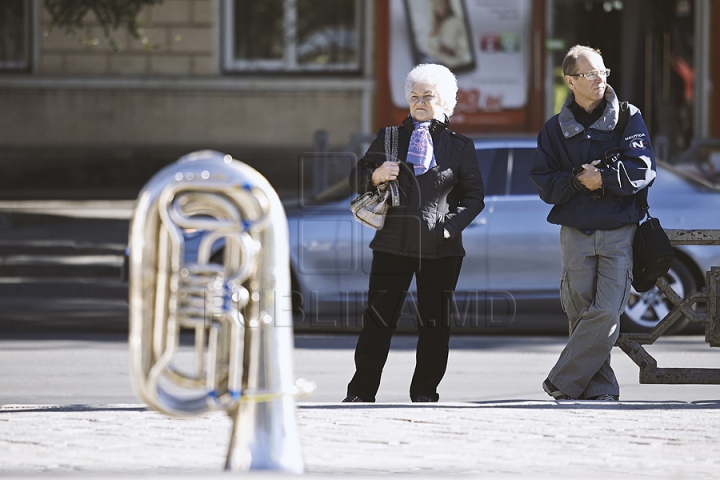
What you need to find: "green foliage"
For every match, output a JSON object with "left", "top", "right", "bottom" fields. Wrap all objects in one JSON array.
[{"left": 44, "top": 0, "right": 164, "bottom": 50}]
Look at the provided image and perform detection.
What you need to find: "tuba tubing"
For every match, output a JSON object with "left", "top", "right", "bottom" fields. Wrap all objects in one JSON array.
[{"left": 128, "top": 150, "right": 308, "bottom": 473}]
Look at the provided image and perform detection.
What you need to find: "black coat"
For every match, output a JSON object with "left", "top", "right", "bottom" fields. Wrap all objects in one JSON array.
[
  {"left": 350, "top": 116, "right": 485, "bottom": 258},
  {"left": 530, "top": 86, "right": 656, "bottom": 230}
]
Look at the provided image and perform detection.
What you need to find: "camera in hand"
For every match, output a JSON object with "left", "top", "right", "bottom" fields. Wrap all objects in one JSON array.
[
  {"left": 599, "top": 147, "right": 623, "bottom": 169},
  {"left": 572, "top": 147, "right": 624, "bottom": 199}
]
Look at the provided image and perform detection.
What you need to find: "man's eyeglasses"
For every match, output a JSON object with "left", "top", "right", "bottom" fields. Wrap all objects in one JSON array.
[{"left": 568, "top": 70, "right": 610, "bottom": 81}]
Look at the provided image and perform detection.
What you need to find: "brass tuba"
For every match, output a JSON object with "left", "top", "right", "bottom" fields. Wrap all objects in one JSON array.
[{"left": 128, "top": 150, "right": 312, "bottom": 473}]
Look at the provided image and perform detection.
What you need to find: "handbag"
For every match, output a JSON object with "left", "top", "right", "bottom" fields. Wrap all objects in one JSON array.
[
  {"left": 350, "top": 126, "right": 400, "bottom": 230},
  {"left": 632, "top": 189, "right": 675, "bottom": 293}
]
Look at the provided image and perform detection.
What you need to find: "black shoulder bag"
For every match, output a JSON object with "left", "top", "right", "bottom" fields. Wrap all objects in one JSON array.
[
  {"left": 602, "top": 102, "right": 675, "bottom": 293},
  {"left": 612, "top": 102, "right": 675, "bottom": 292},
  {"left": 632, "top": 189, "right": 675, "bottom": 292}
]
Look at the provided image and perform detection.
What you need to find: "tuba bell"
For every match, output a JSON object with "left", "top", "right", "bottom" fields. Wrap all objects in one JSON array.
[{"left": 127, "top": 150, "right": 313, "bottom": 473}]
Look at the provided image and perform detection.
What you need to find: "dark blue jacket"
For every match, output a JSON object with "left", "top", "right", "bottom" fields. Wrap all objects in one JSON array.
[
  {"left": 350, "top": 116, "right": 485, "bottom": 258},
  {"left": 530, "top": 86, "right": 656, "bottom": 230}
]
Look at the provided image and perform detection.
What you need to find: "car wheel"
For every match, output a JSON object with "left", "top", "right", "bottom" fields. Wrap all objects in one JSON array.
[{"left": 621, "top": 258, "right": 696, "bottom": 334}]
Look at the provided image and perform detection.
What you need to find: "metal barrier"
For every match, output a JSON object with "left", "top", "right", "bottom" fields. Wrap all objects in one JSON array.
[{"left": 616, "top": 229, "right": 720, "bottom": 384}]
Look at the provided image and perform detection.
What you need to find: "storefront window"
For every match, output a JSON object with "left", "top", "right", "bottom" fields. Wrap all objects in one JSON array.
[
  {"left": 547, "top": 0, "right": 623, "bottom": 115},
  {"left": 224, "top": 0, "right": 361, "bottom": 73},
  {"left": 546, "top": 0, "right": 696, "bottom": 159},
  {"left": 0, "top": 0, "right": 30, "bottom": 70}
]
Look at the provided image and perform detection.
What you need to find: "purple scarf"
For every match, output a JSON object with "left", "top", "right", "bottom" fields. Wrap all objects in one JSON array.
[{"left": 407, "top": 120, "right": 436, "bottom": 175}]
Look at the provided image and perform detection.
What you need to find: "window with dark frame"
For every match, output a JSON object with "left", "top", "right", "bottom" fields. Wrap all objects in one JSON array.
[
  {"left": 0, "top": 0, "right": 30, "bottom": 71},
  {"left": 225, "top": 0, "right": 361, "bottom": 73},
  {"left": 476, "top": 148, "right": 508, "bottom": 196},
  {"left": 509, "top": 148, "right": 538, "bottom": 195}
]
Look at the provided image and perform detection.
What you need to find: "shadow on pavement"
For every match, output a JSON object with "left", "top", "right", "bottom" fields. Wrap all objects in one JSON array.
[
  {"left": 0, "top": 405, "right": 147, "bottom": 414},
  {"left": 293, "top": 334, "right": 566, "bottom": 351},
  {"left": 298, "top": 399, "right": 720, "bottom": 410}
]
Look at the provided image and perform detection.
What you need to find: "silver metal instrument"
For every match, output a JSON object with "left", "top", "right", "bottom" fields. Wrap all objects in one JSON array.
[{"left": 128, "top": 150, "right": 313, "bottom": 473}]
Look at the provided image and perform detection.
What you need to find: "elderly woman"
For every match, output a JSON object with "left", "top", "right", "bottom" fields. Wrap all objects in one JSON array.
[{"left": 343, "top": 64, "right": 485, "bottom": 403}]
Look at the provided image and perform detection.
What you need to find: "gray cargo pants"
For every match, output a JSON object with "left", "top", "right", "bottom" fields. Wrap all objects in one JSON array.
[{"left": 548, "top": 224, "right": 636, "bottom": 399}]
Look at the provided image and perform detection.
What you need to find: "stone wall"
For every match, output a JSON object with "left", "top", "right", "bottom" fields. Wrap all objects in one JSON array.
[
  {"left": 38, "top": 0, "right": 216, "bottom": 76},
  {"left": 0, "top": 85, "right": 364, "bottom": 198},
  {"left": 1, "top": 87, "right": 363, "bottom": 147}
]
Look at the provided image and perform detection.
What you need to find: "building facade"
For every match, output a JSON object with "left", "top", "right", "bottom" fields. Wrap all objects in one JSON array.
[{"left": 0, "top": 0, "right": 717, "bottom": 198}]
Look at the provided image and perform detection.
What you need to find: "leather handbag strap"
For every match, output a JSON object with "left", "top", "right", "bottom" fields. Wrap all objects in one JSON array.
[
  {"left": 385, "top": 126, "right": 399, "bottom": 161},
  {"left": 384, "top": 126, "right": 400, "bottom": 206},
  {"left": 637, "top": 187, "right": 652, "bottom": 220}
]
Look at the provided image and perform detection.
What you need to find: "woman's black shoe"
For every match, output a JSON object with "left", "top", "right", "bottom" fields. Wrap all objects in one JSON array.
[
  {"left": 412, "top": 396, "right": 435, "bottom": 402},
  {"left": 342, "top": 395, "right": 364, "bottom": 403}
]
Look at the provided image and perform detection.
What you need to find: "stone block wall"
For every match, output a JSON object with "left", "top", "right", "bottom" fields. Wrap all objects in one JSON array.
[{"left": 38, "top": 0, "right": 216, "bottom": 76}]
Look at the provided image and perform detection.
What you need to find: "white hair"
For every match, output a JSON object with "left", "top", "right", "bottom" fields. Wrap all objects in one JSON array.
[{"left": 404, "top": 63, "right": 458, "bottom": 118}]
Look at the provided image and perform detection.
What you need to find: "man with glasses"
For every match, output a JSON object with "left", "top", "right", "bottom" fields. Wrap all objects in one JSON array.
[{"left": 530, "top": 45, "right": 656, "bottom": 401}]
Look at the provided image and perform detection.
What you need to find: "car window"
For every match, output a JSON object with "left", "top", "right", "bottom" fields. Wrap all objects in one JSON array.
[
  {"left": 509, "top": 148, "right": 538, "bottom": 195},
  {"left": 476, "top": 148, "right": 508, "bottom": 196}
]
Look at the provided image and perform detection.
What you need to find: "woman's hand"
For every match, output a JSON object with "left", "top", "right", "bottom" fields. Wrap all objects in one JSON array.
[{"left": 371, "top": 161, "right": 400, "bottom": 186}]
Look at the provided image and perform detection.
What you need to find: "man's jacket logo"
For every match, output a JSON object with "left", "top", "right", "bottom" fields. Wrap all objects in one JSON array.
[{"left": 631, "top": 139, "right": 648, "bottom": 149}]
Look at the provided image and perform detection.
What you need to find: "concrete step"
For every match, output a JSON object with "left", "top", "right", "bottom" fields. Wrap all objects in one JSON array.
[
  {"left": 0, "top": 277, "right": 127, "bottom": 299},
  {"left": 0, "top": 253, "right": 124, "bottom": 278},
  {"left": 0, "top": 239, "right": 125, "bottom": 256},
  {"left": 0, "top": 209, "right": 130, "bottom": 319},
  {"left": 0, "top": 237, "right": 125, "bottom": 278}
]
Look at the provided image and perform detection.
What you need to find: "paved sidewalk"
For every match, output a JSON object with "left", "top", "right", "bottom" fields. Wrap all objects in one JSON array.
[
  {"left": 1, "top": 400, "right": 720, "bottom": 478},
  {"left": 2, "top": 334, "right": 719, "bottom": 478}
]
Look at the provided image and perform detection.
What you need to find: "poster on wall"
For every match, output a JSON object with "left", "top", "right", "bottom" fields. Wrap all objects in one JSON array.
[
  {"left": 403, "top": 0, "right": 476, "bottom": 73},
  {"left": 390, "top": 0, "right": 531, "bottom": 124}
]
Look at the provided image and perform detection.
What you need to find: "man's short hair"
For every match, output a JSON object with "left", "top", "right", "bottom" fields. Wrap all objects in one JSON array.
[{"left": 562, "top": 45, "right": 603, "bottom": 76}]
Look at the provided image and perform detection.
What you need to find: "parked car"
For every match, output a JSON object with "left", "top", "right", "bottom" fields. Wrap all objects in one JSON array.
[{"left": 285, "top": 138, "right": 720, "bottom": 334}]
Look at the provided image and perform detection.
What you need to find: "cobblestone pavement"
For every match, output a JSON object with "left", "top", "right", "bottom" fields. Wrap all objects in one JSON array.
[{"left": 1, "top": 400, "right": 720, "bottom": 478}]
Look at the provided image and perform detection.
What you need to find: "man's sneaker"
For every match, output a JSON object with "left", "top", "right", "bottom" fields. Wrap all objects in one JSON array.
[
  {"left": 542, "top": 378, "right": 575, "bottom": 400},
  {"left": 342, "top": 395, "right": 364, "bottom": 403},
  {"left": 588, "top": 394, "right": 619, "bottom": 401}
]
